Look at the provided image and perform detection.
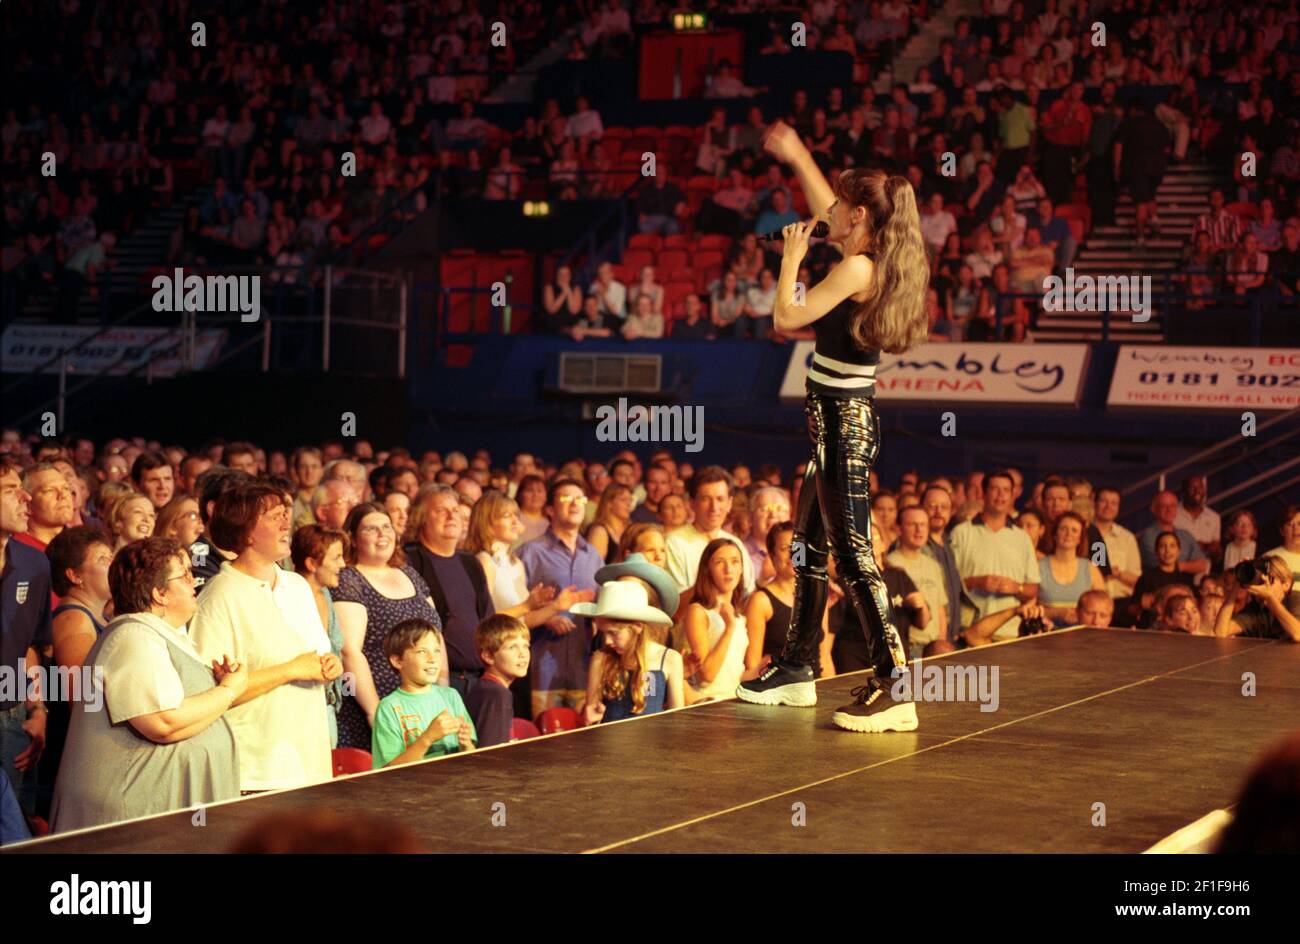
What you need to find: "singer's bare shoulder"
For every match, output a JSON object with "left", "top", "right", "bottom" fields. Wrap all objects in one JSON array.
[{"left": 831, "top": 251, "right": 876, "bottom": 304}]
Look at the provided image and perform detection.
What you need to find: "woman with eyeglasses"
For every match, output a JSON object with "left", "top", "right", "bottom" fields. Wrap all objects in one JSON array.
[
  {"left": 51, "top": 536, "right": 246, "bottom": 831},
  {"left": 333, "top": 501, "right": 444, "bottom": 750},
  {"left": 154, "top": 495, "right": 204, "bottom": 549}
]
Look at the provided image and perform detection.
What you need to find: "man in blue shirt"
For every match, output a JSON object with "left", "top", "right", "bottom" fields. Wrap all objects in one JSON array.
[
  {"left": 0, "top": 458, "right": 51, "bottom": 817},
  {"left": 1138, "top": 490, "right": 1209, "bottom": 575},
  {"left": 1030, "top": 197, "right": 1077, "bottom": 268},
  {"left": 517, "top": 479, "right": 603, "bottom": 719},
  {"left": 754, "top": 189, "right": 800, "bottom": 239}
]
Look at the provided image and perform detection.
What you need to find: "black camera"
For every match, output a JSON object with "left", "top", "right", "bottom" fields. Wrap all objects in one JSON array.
[
  {"left": 1233, "top": 558, "right": 1271, "bottom": 587},
  {"left": 1019, "top": 615, "right": 1050, "bottom": 637}
]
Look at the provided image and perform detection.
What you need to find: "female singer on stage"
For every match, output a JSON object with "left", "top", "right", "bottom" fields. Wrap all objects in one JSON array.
[{"left": 736, "top": 121, "right": 929, "bottom": 733}]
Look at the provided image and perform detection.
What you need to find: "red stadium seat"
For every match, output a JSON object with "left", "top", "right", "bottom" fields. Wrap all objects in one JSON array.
[
  {"left": 627, "top": 233, "right": 663, "bottom": 253},
  {"left": 535, "top": 707, "right": 580, "bottom": 733},
  {"left": 688, "top": 174, "right": 718, "bottom": 191},
  {"left": 510, "top": 718, "right": 541, "bottom": 741},
  {"left": 697, "top": 234, "right": 733, "bottom": 252},
  {"left": 657, "top": 249, "right": 690, "bottom": 273},
  {"left": 622, "top": 249, "right": 655, "bottom": 273},
  {"left": 1225, "top": 201, "right": 1257, "bottom": 219},
  {"left": 332, "top": 747, "right": 372, "bottom": 775},
  {"left": 664, "top": 280, "right": 698, "bottom": 313},
  {"left": 663, "top": 234, "right": 692, "bottom": 250}
]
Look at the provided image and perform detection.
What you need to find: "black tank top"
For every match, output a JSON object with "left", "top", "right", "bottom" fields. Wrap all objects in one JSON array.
[
  {"left": 758, "top": 585, "right": 792, "bottom": 660},
  {"left": 808, "top": 251, "right": 880, "bottom": 398}
]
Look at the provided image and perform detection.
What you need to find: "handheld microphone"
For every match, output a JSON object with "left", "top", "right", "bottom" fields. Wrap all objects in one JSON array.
[{"left": 757, "top": 220, "right": 828, "bottom": 242}]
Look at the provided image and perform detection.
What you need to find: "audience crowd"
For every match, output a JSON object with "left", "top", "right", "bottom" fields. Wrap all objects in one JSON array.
[{"left": 1, "top": 428, "right": 1296, "bottom": 842}]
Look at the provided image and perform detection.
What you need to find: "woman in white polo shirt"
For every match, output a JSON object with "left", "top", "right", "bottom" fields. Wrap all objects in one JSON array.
[{"left": 51, "top": 537, "right": 246, "bottom": 832}]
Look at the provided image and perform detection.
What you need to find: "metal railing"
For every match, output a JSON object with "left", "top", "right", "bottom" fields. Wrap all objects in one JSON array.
[{"left": 2, "top": 265, "right": 408, "bottom": 430}]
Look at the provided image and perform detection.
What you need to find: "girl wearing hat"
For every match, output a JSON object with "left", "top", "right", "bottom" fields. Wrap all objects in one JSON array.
[
  {"left": 575, "top": 581, "right": 684, "bottom": 724},
  {"left": 682, "top": 538, "right": 750, "bottom": 702}
]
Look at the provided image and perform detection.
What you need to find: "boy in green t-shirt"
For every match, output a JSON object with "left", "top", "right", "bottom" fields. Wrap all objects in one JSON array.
[{"left": 372, "top": 619, "right": 477, "bottom": 768}]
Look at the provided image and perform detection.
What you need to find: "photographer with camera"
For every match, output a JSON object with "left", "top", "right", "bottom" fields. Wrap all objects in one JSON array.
[
  {"left": 962, "top": 600, "right": 1055, "bottom": 648},
  {"left": 1214, "top": 556, "right": 1300, "bottom": 642}
]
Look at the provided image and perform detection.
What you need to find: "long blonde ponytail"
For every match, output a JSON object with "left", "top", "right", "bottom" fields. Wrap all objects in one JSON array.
[{"left": 835, "top": 170, "right": 930, "bottom": 354}]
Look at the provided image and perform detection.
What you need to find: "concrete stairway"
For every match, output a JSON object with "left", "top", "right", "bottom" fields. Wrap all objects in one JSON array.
[{"left": 1032, "top": 160, "right": 1229, "bottom": 343}]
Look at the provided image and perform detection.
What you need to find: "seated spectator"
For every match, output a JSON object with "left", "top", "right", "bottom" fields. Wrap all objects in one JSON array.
[
  {"left": 1194, "top": 189, "right": 1243, "bottom": 253},
  {"left": 627, "top": 264, "right": 664, "bottom": 316},
  {"left": 484, "top": 147, "right": 523, "bottom": 200},
  {"left": 696, "top": 107, "right": 736, "bottom": 177},
  {"left": 1226, "top": 233, "right": 1269, "bottom": 295},
  {"left": 919, "top": 192, "right": 958, "bottom": 256},
  {"left": 464, "top": 614, "right": 531, "bottom": 747},
  {"left": 371, "top": 619, "right": 476, "bottom": 767},
  {"left": 710, "top": 270, "right": 747, "bottom": 337},
  {"left": 1214, "top": 556, "right": 1300, "bottom": 641},
  {"left": 622, "top": 293, "right": 665, "bottom": 340},
  {"left": 590, "top": 260, "right": 627, "bottom": 320},
  {"left": 753, "top": 190, "right": 799, "bottom": 241},
  {"left": 681, "top": 539, "right": 751, "bottom": 701},
  {"left": 1273, "top": 221, "right": 1300, "bottom": 296},
  {"left": 738, "top": 268, "right": 777, "bottom": 339},
  {"left": 1006, "top": 164, "right": 1047, "bottom": 214},
  {"left": 51, "top": 537, "right": 245, "bottom": 831},
  {"left": 1248, "top": 198, "right": 1282, "bottom": 251},
  {"left": 564, "top": 95, "right": 604, "bottom": 151},
  {"left": 1182, "top": 230, "right": 1222, "bottom": 306},
  {"left": 578, "top": 580, "right": 682, "bottom": 723},
  {"left": 635, "top": 174, "right": 687, "bottom": 237},
  {"left": 564, "top": 294, "right": 618, "bottom": 340},
  {"left": 707, "top": 61, "right": 760, "bottom": 99},
  {"left": 744, "top": 485, "right": 791, "bottom": 585},
  {"left": 1009, "top": 227, "right": 1056, "bottom": 292},
  {"left": 990, "top": 193, "right": 1028, "bottom": 253},
  {"left": 965, "top": 161, "right": 1004, "bottom": 222},
  {"left": 155, "top": 494, "right": 203, "bottom": 550},
  {"left": 888, "top": 506, "right": 950, "bottom": 655},
  {"left": 1031, "top": 197, "right": 1076, "bottom": 268},
  {"left": 334, "top": 502, "right": 444, "bottom": 749},
  {"left": 960, "top": 233, "right": 1000, "bottom": 294},
  {"left": 671, "top": 291, "right": 713, "bottom": 338},
  {"left": 312, "top": 478, "right": 359, "bottom": 531},
  {"left": 542, "top": 264, "right": 584, "bottom": 327}
]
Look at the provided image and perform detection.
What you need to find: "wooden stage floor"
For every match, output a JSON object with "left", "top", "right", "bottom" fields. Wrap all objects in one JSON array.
[{"left": 13, "top": 628, "right": 1300, "bottom": 854}]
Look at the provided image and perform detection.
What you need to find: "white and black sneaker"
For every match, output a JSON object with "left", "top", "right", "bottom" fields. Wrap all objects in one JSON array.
[
  {"left": 735, "top": 660, "right": 817, "bottom": 707},
  {"left": 831, "top": 679, "right": 918, "bottom": 733}
]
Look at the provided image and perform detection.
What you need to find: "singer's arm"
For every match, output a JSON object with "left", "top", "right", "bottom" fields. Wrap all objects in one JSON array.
[
  {"left": 774, "top": 253, "right": 873, "bottom": 332},
  {"left": 765, "top": 121, "right": 834, "bottom": 219}
]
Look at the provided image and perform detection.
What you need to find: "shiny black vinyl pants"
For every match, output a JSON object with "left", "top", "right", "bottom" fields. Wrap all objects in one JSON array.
[{"left": 781, "top": 392, "right": 908, "bottom": 678}]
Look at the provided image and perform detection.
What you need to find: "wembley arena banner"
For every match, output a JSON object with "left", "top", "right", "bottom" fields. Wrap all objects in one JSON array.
[
  {"left": 780, "top": 342, "right": 1090, "bottom": 405},
  {"left": 1, "top": 325, "right": 226, "bottom": 378},
  {"left": 1107, "top": 345, "right": 1300, "bottom": 410}
]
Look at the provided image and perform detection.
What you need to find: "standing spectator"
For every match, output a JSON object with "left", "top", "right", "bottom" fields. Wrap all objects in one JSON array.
[
  {"left": 402, "top": 487, "right": 495, "bottom": 701},
  {"left": 131, "top": 451, "right": 175, "bottom": 510},
  {"left": 920, "top": 484, "right": 964, "bottom": 641},
  {"left": 994, "top": 88, "right": 1035, "bottom": 181},
  {"left": 1085, "top": 80, "right": 1124, "bottom": 226},
  {"left": 745, "top": 486, "right": 791, "bottom": 585},
  {"left": 108, "top": 493, "right": 156, "bottom": 552},
  {"left": 543, "top": 265, "right": 584, "bottom": 328},
  {"left": 484, "top": 147, "right": 523, "bottom": 200},
  {"left": 1092, "top": 486, "right": 1142, "bottom": 601},
  {"left": 333, "top": 502, "right": 443, "bottom": 749},
  {"left": 291, "top": 525, "right": 349, "bottom": 749},
  {"left": 710, "top": 271, "right": 748, "bottom": 337},
  {"left": 1130, "top": 533, "right": 1198, "bottom": 626},
  {"left": 50, "top": 537, "right": 245, "bottom": 831},
  {"left": 189, "top": 483, "right": 336, "bottom": 793},
  {"left": 155, "top": 495, "right": 204, "bottom": 550},
  {"left": 464, "top": 614, "right": 531, "bottom": 747},
  {"left": 664, "top": 466, "right": 755, "bottom": 593},
  {"left": 1262, "top": 506, "right": 1300, "bottom": 578},
  {"left": 681, "top": 539, "right": 751, "bottom": 700},
  {"left": 0, "top": 458, "right": 50, "bottom": 819},
  {"left": 1174, "top": 474, "right": 1221, "bottom": 560},
  {"left": 1222, "top": 510, "right": 1258, "bottom": 572},
  {"left": 578, "top": 582, "right": 683, "bottom": 725},
  {"left": 832, "top": 523, "right": 927, "bottom": 671},
  {"left": 738, "top": 267, "right": 778, "bottom": 339},
  {"left": 887, "top": 506, "right": 949, "bottom": 656},
  {"left": 948, "top": 471, "right": 1039, "bottom": 638},
  {"left": 919, "top": 192, "right": 958, "bottom": 256},
  {"left": 632, "top": 463, "right": 674, "bottom": 525},
  {"left": 290, "top": 447, "right": 324, "bottom": 529},
  {"left": 564, "top": 95, "right": 604, "bottom": 152},
  {"left": 1226, "top": 233, "right": 1269, "bottom": 296},
  {"left": 517, "top": 479, "right": 603, "bottom": 717},
  {"left": 1139, "top": 490, "right": 1211, "bottom": 575},
  {"left": 1038, "top": 82, "right": 1091, "bottom": 204},
  {"left": 1038, "top": 512, "right": 1107, "bottom": 624},
  {"left": 312, "top": 479, "right": 360, "bottom": 531},
  {"left": 14, "top": 463, "right": 73, "bottom": 552},
  {"left": 190, "top": 468, "right": 247, "bottom": 593}
]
